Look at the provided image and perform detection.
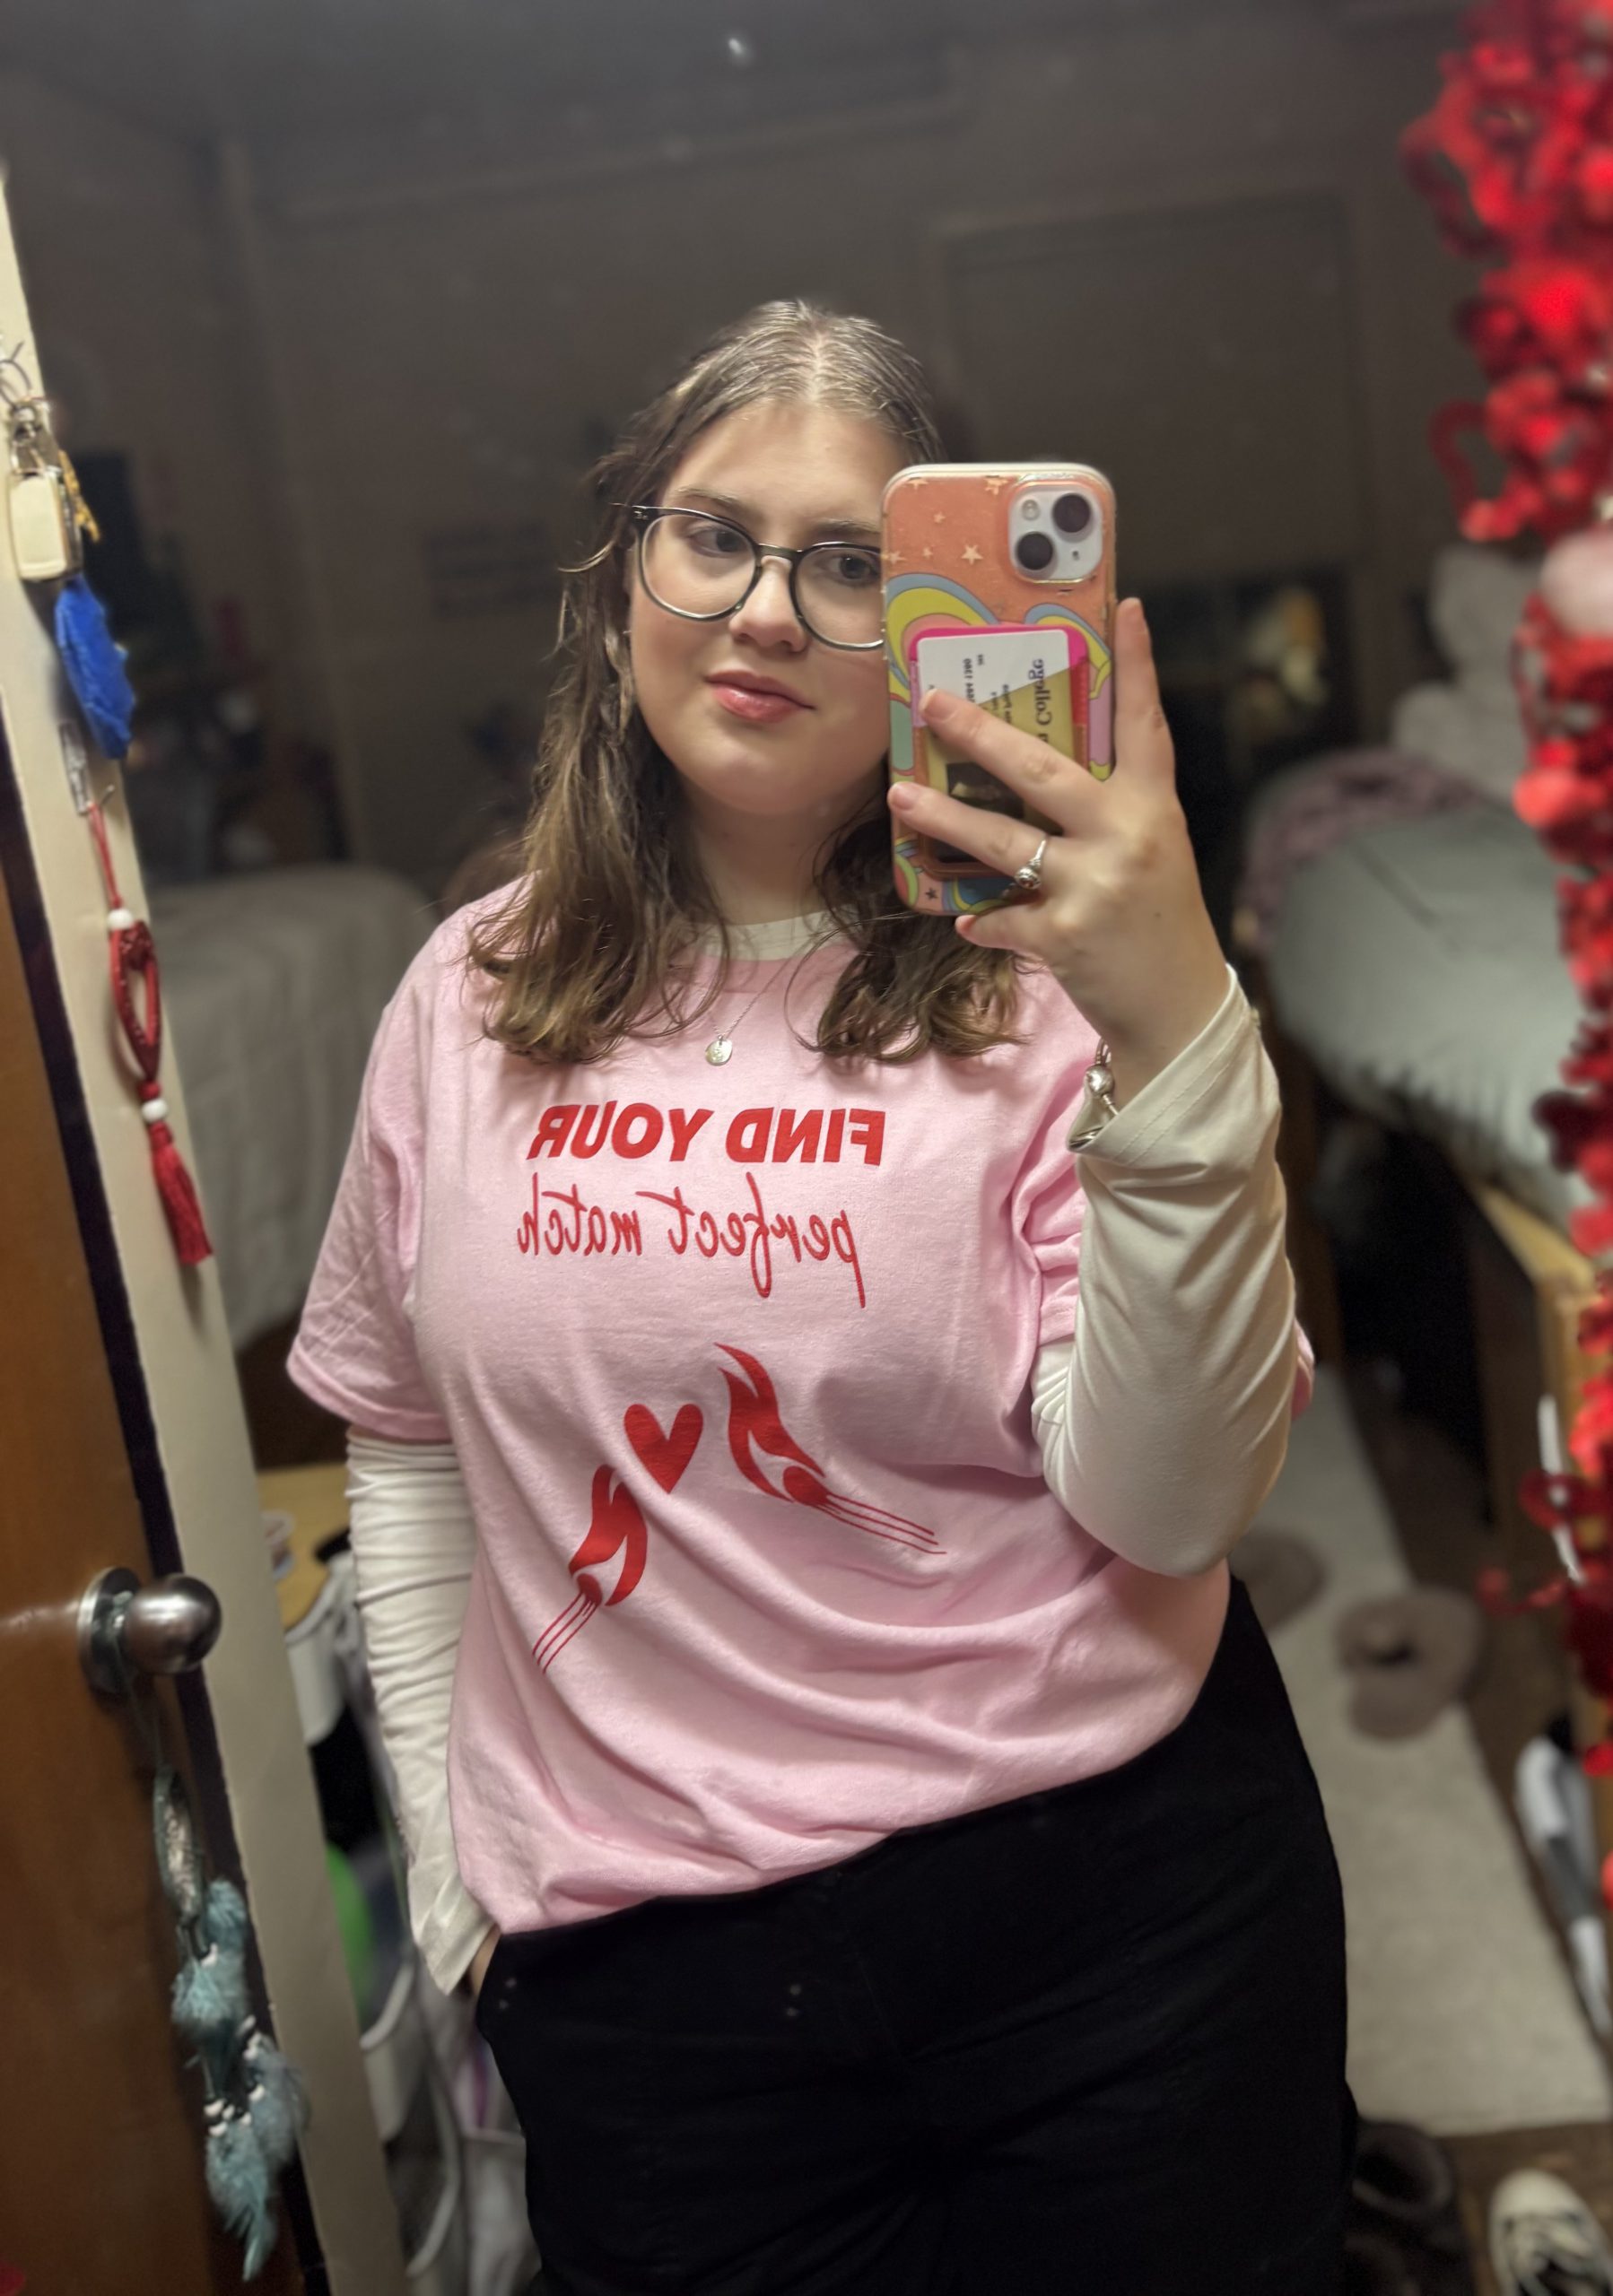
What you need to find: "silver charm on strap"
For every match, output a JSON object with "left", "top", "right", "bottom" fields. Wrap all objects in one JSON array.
[{"left": 1066, "top": 1042, "right": 1120, "bottom": 1152}]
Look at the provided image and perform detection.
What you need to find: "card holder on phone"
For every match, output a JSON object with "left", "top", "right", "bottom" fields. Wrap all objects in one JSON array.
[{"left": 906, "top": 626, "right": 1086, "bottom": 877}]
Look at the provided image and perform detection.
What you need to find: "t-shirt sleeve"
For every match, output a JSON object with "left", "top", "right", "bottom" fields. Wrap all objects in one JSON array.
[
  {"left": 287, "top": 939, "right": 452, "bottom": 1442},
  {"left": 1007, "top": 996, "right": 1097, "bottom": 1352}
]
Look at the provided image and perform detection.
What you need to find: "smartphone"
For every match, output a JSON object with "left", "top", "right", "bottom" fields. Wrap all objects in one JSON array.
[{"left": 881, "top": 462, "right": 1117, "bottom": 916}]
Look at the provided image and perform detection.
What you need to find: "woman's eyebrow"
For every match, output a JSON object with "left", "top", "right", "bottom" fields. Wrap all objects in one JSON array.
[{"left": 671, "top": 486, "right": 882, "bottom": 544}]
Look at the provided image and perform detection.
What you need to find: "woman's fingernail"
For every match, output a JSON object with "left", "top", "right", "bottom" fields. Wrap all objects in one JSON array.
[
  {"left": 919, "top": 686, "right": 951, "bottom": 724},
  {"left": 888, "top": 781, "right": 919, "bottom": 811}
]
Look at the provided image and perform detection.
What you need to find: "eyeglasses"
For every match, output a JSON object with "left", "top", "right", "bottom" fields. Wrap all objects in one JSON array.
[{"left": 624, "top": 505, "right": 885, "bottom": 651}]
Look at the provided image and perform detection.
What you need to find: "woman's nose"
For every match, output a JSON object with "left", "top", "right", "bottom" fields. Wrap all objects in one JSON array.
[{"left": 728, "top": 556, "right": 807, "bottom": 649}]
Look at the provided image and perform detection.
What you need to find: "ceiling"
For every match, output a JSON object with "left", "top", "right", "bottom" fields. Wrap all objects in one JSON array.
[
  {"left": 0, "top": 0, "right": 1195, "bottom": 148},
  {"left": 3, "top": 0, "right": 962, "bottom": 144}
]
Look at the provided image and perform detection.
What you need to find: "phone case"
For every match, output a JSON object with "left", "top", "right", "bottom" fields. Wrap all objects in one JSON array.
[{"left": 883, "top": 462, "right": 1117, "bottom": 917}]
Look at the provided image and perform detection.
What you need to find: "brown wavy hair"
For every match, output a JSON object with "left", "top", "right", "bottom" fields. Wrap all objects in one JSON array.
[{"left": 466, "top": 299, "right": 1033, "bottom": 1067}]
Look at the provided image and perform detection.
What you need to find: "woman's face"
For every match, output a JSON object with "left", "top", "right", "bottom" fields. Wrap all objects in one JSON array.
[{"left": 625, "top": 400, "right": 903, "bottom": 864}]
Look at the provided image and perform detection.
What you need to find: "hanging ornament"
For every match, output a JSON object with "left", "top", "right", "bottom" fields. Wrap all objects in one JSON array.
[
  {"left": 54, "top": 575, "right": 135, "bottom": 761},
  {"left": 1540, "top": 519, "right": 1613, "bottom": 627},
  {"left": 203, "top": 2098, "right": 278, "bottom": 2280},
  {"left": 82, "top": 799, "right": 212, "bottom": 1265},
  {"left": 3, "top": 347, "right": 204, "bottom": 1262},
  {"left": 151, "top": 1766, "right": 305, "bottom": 2281}
]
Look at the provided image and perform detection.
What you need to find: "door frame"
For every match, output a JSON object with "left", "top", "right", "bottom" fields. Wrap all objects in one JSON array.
[{"left": 0, "top": 176, "right": 405, "bottom": 2293}]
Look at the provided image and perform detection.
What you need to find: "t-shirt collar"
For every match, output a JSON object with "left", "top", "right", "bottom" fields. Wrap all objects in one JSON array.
[{"left": 691, "top": 910, "right": 841, "bottom": 962}]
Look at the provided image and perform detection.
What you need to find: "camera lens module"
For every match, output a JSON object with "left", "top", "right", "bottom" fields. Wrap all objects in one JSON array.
[
  {"left": 1015, "top": 532, "right": 1056, "bottom": 571},
  {"left": 1052, "top": 493, "right": 1093, "bottom": 536}
]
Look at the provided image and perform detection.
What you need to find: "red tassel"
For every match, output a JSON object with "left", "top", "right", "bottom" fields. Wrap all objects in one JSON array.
[
  {"left": 142, "top": 1099, "right": 214, "bottom": 1265},
  {"left": 83, "top": 801, "right": 214, "bottom": 1270}
]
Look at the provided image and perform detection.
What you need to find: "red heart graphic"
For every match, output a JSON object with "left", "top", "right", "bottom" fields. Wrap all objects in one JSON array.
[{"left": 623, "top": 1403, "right": 702, "bottom": 1493}]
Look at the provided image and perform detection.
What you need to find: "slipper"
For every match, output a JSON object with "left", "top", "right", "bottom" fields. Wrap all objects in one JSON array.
[
  {"left": 1350, "top": 2121, "right": 1478, "bottom": 2295},
  {"left": 1353, "top": 2118, "right": 1458, "bottom": 2231},
  {"left": 1336, "top": 1588, "right": 1484, "bottom": 1740},
  {"left": 1230, "top": 1527, "right": 1326, "bottom": 1633},
  {"left": 1344, "top": 2230, "right": 1420, "bottom": 2296}
]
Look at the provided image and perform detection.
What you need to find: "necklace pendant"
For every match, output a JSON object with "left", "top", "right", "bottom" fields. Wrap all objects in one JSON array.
[{"left": 705, "top": 1036, "right": 734, "bottom": 1065}]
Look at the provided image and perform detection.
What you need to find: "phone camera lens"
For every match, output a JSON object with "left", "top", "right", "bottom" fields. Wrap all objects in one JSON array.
[
  {"left": 1052, "top": 493, "right": 1093, "bottom": 536},
  {"left": 1015, "top": 533, "right": 1056, "bottom": 571}
]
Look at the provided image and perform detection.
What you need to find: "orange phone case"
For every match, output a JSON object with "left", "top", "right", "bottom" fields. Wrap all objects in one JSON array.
[{"left": 882, "top": 462, "right": 1117, "bottom": 916}]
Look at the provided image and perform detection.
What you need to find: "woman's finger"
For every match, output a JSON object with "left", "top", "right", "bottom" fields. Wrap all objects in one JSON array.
[
  {"left": 912, "top": 686, "right": 1103, "bottom": 835},
  {"left": 1112, "top": 597, "right": 1177, "bottom": 787},
  {"left": 886, "top": 777, "right": 1062, "bottom": 890}
]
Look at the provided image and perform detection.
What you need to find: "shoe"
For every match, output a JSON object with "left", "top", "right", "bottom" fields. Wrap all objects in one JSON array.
[
  {"left": 1350, "top": 2120, "right": 1478, "bottom": 2293},
  {"left": 1345, "top": 2229, "right": 1419, "bottom": 2295},
  {"left": 1490, "top": 2169, "right": 1613, "bottom": 2295},
  {"left": 1353, "top": 2119, "right": 1457, "bottom": 2235}
]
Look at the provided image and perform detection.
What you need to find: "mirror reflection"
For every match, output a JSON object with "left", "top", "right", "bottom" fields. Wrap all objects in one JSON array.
[{"left": 5, "top": 4, "right": 1612, "bottom": 2291}]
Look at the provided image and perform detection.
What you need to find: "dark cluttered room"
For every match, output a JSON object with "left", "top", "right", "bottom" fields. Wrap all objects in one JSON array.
[{"left": 6, "top": 4, "right": 1613, "bottom": 2292}]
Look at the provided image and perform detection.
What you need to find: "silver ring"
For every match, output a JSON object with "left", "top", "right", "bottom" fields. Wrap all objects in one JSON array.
[{"left": 1012, "top": 833, "right": 1051, "bottom": 893}]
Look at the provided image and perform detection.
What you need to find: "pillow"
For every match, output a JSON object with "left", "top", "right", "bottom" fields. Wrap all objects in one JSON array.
[
  {"left": 1426, "top": 541, "right": 1541, "bottom": 684},
  {"left": 1388, "top": 680, "right": 1526, "bottom": 807}
]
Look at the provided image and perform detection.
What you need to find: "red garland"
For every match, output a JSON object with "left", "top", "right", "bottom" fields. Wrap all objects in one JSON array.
[
  {"left": 1406, "top": 0, "right": 1613, "bottom": 1744},
  {"left": 84, "top": 801, "right": 213, "bottom": 1266}
]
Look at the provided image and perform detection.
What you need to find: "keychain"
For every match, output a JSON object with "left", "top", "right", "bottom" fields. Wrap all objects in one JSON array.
[
  {"left": 2, "top": 338, "right": 205, "bottom": 1262},
  {"left": 5, "top": 387, "right": 97, "bottom": 583}
]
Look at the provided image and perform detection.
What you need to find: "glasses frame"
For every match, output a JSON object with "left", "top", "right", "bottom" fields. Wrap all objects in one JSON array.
[{"left": 623, "top": 504, "right": 886, "bottom": 652}]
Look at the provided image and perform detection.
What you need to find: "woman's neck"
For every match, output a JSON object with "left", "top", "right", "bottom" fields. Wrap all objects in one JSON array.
[{"left": 680, "top": 781, "right": 877, "bottom": 929}]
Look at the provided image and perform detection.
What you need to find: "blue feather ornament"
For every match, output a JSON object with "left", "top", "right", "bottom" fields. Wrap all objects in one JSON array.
[
  {"left": 199, "top": 1878, "right": 251, "bottom": 1954},
  {"left": 204, "top": 2098, "right": 278, "bottom": 2280},
  {"left": 241, "top": 2025, "right": 310, "bottom": 2173},
  {"left": 53, "top": 573, "right": 135, "bottom": 760},
  {"left": 172, "top": 1940, "right": 248, "bottom": 2045}
]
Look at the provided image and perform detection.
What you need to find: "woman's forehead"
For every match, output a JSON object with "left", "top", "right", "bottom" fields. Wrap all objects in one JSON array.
[{"left": 666, "top": 401, "right": 901, "bottom": 526}]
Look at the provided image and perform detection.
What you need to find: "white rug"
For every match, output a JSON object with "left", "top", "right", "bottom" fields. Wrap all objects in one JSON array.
[{"left": 1253, "top": 1370, "right": 1611, "bottom": 2135}]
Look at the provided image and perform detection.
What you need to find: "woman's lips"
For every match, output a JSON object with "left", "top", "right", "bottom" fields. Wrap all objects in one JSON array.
[{"left": 709, "top": 679, "right": 807, "bottom": 724}]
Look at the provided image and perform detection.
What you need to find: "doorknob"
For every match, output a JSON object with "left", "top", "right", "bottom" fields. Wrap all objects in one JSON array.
[{"left": 78, "top": 1566, "right": 222, "bottom": 1694}]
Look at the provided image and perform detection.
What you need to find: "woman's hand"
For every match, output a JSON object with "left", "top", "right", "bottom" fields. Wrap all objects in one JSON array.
[
  {"left": 886, "top": 598, "right": 1227, "bottom": 1100},
  {"left": 470, "top": 1927, "right": 501, "bottom": 1998}
]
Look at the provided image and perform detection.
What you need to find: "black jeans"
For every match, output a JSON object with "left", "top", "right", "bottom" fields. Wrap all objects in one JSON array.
[{"left": 476, "top": 1577, "right": 1355, "bottom": 2295}]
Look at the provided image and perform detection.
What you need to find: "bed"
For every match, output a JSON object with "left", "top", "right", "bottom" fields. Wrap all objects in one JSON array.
[
  {"left": 1244, "top": 540, "right": 1584, "bottom": 1238},
  {"left": 150, "top": 864, "right": 435, "bottom": 1352},
  {"left": 1252, "top": 782, "right": 1584, "bottom": 1235}
]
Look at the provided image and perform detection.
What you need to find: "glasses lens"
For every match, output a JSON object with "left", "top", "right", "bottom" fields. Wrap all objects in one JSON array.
[
  {"left": 797, "top": 544, "right": 884, "bottom": 646},
  {"left": 641, "top": 512, "right": 754, "bottom": 617}
]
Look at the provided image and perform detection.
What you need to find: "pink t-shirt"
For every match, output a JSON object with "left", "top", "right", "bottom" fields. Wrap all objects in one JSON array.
[{"left": 289, "top": 894, "right": 1230, "bottom": 1934}]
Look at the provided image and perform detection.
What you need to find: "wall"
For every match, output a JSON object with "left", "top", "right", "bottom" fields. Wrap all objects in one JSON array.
[
  {"left": 4, "top": 4, "right": 1484, "bottom": 888},
  {"left": 241, "top": 0, "right": 1480, "bottom": 884},
  {"left": 0, "top": 74, "right": 306, "bottom": 722}
]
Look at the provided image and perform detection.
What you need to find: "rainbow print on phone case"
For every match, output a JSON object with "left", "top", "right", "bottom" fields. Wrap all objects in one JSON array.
[{"left": 883, "top": 464, "right": 1116, "bottom": 918}]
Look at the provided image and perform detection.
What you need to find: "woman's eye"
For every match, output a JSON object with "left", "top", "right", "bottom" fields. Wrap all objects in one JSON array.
[
  {"left": 686, "top": 519, "right": 747, "bottom": 558},
  {"left": 823, "top": 549, "right": 881, "bottom": 588}
]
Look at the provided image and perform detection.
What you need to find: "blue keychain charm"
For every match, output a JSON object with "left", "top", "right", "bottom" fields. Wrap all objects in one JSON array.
[{"left": 54, "top": 571, "right": 135, "bottom": 761}]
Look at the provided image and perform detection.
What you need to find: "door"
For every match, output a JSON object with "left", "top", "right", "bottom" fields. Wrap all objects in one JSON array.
[
  {"left": 0, "top": 846, "right": 306, "bottom": 2293},
  {"left": 0, "top": 176, "right": 405, "bottom": 2291}
]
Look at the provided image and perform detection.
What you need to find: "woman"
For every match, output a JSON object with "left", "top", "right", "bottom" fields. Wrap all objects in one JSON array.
[{"left": 291, "top": 300, "right": 1352, "bottom": 2295}]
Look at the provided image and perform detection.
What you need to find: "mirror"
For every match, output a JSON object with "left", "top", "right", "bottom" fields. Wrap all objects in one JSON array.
[{"left": 4, "top": 4, "right": 1609, "bottom": 2288}]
